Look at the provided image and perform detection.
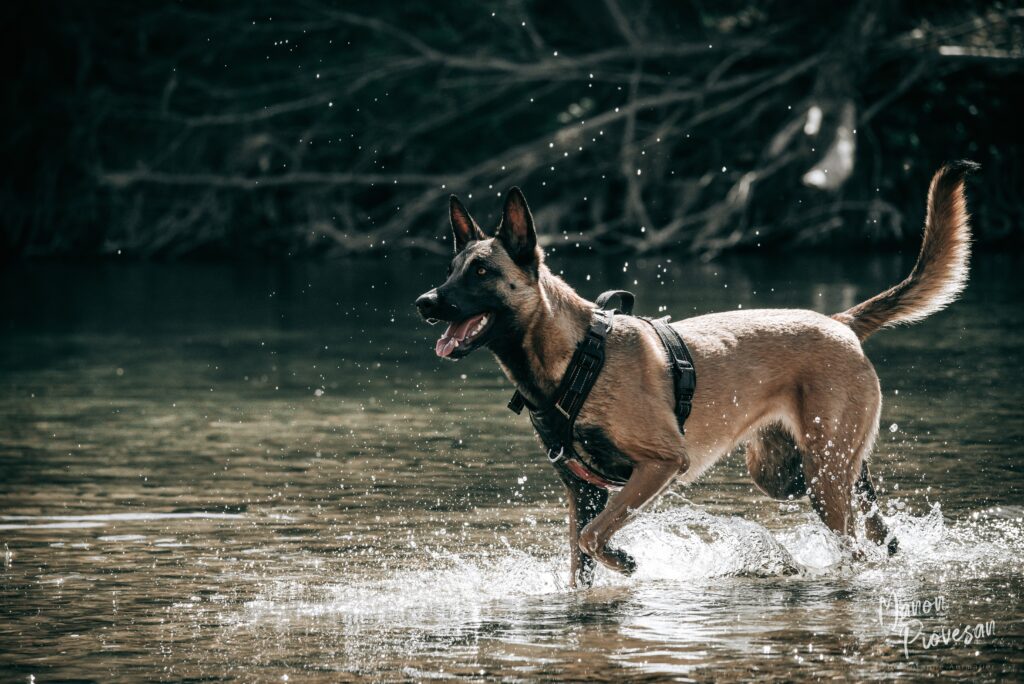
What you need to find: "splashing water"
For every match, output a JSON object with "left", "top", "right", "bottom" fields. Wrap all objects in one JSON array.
[
  {"left": 3, "top": 258, "right": 1022, "bottom": 680},
  {"left": 222, "top": 501, "right": 1024, "bottom": 679},
  {"left": 241, "top": 501, "right": 1023, "bottom": 621}
]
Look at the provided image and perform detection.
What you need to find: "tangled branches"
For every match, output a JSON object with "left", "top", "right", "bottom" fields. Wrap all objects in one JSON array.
[{"left": 4, "top": 0, "right": 1023, "bottom": 258}]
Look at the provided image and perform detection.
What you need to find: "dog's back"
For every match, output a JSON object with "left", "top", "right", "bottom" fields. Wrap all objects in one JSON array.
[
  {"left": 588, "top": 163, "right": 974, "bottom": 548},
  {"left": 674, "top": 307, "right": 870, "bottom": 479},
  {"left": 684, "top": 163, "right": 971, "bottom": 543}
]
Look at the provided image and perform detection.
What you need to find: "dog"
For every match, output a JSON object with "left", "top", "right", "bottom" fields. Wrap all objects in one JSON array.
[{"left": 416, "top": 162, "right": 974, "bottom": 587}]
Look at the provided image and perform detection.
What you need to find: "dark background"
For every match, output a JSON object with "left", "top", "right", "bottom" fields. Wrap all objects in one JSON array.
[{"left": 3, "top": 0, "right": 1022, "bottom": 260}]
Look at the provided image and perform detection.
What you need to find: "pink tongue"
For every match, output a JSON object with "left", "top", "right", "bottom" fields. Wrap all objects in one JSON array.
[{"left": 435, "top": 315, "right": 484, "bottom": 358}]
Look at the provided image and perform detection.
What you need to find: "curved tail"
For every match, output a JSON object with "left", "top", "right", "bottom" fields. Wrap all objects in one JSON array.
[{"left": 834, "top": 161, "right": 977, "bottom": 342}]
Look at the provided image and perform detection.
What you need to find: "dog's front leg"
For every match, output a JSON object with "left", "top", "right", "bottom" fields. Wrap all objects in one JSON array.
[
  {"left": 578, "top": 461, "right": 680, "bottom": 575},
  {"left": 559, "top": 472, "right": 608, "bottom": 588}
]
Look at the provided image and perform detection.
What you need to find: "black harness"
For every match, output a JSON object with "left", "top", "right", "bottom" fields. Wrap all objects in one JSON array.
[{"left": 507, "top": 290, "right": 696, "bottom": 490}]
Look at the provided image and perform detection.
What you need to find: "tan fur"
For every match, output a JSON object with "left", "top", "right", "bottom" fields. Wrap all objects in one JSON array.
[
  {"left": 430, "top": 165, "right": 971, "bottom": 581},
  {"left": 833, "top": 162, "right": 974, "bottom": 341},
  {"left": 486, "top": 165, "right": 972, "bottom": 573},
  {"left": 461, "top": 241, "right": 595, "bottom": 398},
  {"left": 671, "top": 309, "right": 882, "bottom": 535}
]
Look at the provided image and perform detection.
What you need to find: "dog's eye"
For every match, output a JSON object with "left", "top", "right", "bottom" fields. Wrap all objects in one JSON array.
[{"left": 476, "top": 266, "right": 487, "bottom": 276}]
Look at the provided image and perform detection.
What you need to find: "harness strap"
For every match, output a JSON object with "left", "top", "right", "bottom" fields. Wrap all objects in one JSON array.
[
  {"left": 644, "top": 317, "right": 697, "bottom": 435},
  {"left": 507, "top": 289, "right": 696, "bottom": 491},
  {"left": 552, "top": 309, "right": 610, "bottom": 422},
  {"left": 564, "top": 459, "right": 619, "bottom": 489},
  {"left": 538, "top": 305, "right": 622, "bottom": 487},
  {"left": 507, "top": 306, "right": 611, "bottom": 418}
]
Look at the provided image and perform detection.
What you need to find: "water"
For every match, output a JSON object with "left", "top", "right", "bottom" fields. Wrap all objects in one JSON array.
[{"left": 1, "top": 253, "right": 1022, "bottom": 681}]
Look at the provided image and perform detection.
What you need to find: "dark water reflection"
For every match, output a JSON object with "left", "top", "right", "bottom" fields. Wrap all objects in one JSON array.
[{"left": 1, "top": 252, "right": 1022, "bottom": 681}]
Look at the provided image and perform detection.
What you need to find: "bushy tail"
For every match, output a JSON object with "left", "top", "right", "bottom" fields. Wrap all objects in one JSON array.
[{"left": 834, "top": 161, "right": 977, "bottom": 342}]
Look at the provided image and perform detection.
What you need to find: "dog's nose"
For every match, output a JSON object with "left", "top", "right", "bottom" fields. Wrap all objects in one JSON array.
[{"left": 415, "top": 290, "right": 439, "bottom": 318}]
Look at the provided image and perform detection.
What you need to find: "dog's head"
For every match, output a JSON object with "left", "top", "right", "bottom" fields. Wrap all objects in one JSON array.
[{"left": 415, "top": 188, "right": 543, "bottom": 360}]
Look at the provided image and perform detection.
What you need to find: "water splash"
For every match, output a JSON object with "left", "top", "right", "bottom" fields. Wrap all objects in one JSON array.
[
  {"left": 617, "top": 506, "right": 800, "bottom": 580},
  {"left": 244, "top": 544, "right": 566, "bottom": 632},
  {"left": 239, "top": 501, "right": 1024, "bottom": 627}
]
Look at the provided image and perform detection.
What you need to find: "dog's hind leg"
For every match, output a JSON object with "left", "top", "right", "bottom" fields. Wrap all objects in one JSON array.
[
  {"left": 798, "top": 373, "right": 882, "bottom": 540},
  {"left": 800, "top": 442, "right": 858, "bottom": 537},
  {"left": 854, "top": 461, "right": 899, "bottom": 555},
  {"left": 746, "top": 422, "right": 806, "bottom": 500},
  {"left": 559, "top": 472, "right": 608, "bottom": 588},
  {"left": 578, "top": 460, "right": 680, "bottom": 575}
]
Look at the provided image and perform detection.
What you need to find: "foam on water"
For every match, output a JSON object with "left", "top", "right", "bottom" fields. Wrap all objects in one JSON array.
[
  {"left": 240, "top": 502, "right": 1024, "bottom": 628},
  {"left": 244, "top": 543, "right": 567, "bottom": 630},
  {"left": 619, "top": 506, "right": 801, "bottom": 580}
]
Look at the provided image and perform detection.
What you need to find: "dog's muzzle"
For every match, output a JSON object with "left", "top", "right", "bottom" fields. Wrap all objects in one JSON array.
[{"left": 415, "top": 290, "right": 441, "bottom": 322}]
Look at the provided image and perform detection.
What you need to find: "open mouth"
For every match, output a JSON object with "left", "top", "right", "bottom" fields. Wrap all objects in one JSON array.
[{"left": 435, "top": 313, "right": 493, "bottom": 359}]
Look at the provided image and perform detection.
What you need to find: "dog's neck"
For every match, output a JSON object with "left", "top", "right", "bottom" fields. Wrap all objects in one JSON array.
[{"left": 489, "top": 265, "right": 592, "bottom": 405}]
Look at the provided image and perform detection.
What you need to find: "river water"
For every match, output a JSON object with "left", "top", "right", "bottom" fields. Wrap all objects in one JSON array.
[{"left": 1, "top": 252, "right": 1022, "bottom": 681}]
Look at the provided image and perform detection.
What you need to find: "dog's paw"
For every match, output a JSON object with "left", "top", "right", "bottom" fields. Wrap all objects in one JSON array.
[
  {"left": 609, "top": 547, "right": 637, "bottom": 575},
  {"left": 573, "top": 565, "right": 596, "bottom": 589}
]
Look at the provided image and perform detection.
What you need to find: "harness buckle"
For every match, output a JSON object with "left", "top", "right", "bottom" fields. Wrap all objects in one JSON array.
[
  {"left": 547, "top": 445, "right": 567, "bottom": 464},
  {"left": 507, "top": 391, "right": 527, "bottom": 415}
]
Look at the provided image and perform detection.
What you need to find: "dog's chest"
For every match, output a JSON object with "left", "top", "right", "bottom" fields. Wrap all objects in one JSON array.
[
  {"left": 572, "top": 424, "right": 635, "bottom": 482},
  {"left": 525, "top": 403, "right": 634, "bottom": 483}
]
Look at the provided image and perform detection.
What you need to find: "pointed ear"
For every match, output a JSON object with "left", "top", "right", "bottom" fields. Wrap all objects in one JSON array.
[
  {"left": 449, "top": 195, "right": 484, "bottom": 252},
  {"left": 496, "top": 187, "right": 538, "bottom": 266}
]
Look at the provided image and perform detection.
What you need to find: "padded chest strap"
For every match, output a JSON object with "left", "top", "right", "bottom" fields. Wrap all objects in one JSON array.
[
  {"left": 505, "top": 289, "right": 696, "bottom": 490},
  {"left": 508, "top": 300, "right": 617, "bottom": 418},
  {"left": 508, "top": 309, "right": 612, "bottom": 453}
]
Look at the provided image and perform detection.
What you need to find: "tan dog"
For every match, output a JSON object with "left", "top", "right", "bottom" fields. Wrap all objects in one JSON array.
[{"left": 416, "top": 162, "right": 974, "bottom": 586}]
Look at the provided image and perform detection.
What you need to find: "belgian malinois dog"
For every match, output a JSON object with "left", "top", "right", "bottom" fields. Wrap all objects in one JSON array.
[{"left": 416, "top": 162, "right": 974, "bottom": 587}]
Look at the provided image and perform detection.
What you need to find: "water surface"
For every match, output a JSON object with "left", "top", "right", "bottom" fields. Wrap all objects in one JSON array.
[{"left": 1, "top": 253, "right": 1022, "bottom": 681}]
